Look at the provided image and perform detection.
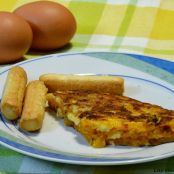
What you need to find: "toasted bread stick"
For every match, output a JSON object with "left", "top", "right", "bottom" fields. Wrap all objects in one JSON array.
[
  {"left": 20, "top": 80, "right": 47, "bottom": 131},
  {"left": 1, "top": 66, "right": 27, "bottom": 120},
  {"left": 39, "top": 74, "right": 124, "bottom": 95}
]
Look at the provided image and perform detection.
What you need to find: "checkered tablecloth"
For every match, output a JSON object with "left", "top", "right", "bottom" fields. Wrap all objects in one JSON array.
[{"left": 1, "top": 0, "right": 174, "bottom": 173}]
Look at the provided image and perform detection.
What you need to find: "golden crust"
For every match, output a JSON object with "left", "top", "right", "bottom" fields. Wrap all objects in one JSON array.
[
  {"left": 1, "top": 66, "right": 27, "bottom": 120},
  {"left": 47, "top": 91, "right": 174, "bottom": 147},
  {"left": 40, "top": 74, "right": 124, "bottom": 95},
  {"left": 20, "top": 80, "right": 47, "bottom": 131}
]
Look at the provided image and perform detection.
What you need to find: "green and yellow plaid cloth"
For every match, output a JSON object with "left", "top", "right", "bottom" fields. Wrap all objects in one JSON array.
[
  {"left": 1, "top": 0, "right": 174, "bottom": 61},
  {"left": 1, "top": 0, "right": 174, "bottom": 173}
]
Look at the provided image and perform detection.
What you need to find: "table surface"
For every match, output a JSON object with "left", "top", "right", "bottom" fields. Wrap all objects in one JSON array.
[{"left": 1, "top": 0, "right": 174, "bottom": 173}]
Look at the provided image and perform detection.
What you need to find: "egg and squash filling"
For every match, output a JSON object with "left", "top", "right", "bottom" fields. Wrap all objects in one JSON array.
[{"left": 47, "top": 91, "right": 174, "bottom": 148}]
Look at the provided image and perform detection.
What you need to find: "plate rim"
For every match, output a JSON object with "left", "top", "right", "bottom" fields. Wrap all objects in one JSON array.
[{"left": 1, "top": 50, "right": 174, "bottom": 71}]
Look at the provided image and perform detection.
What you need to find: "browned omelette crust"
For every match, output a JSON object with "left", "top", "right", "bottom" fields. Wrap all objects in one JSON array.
[{"left": 47, "top": 91, "right": 174, "bottom": 147}]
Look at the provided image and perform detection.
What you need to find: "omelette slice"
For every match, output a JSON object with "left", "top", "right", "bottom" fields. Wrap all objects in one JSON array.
[{"left": 47, "top": 91, "right": 174, "bottom": 148}]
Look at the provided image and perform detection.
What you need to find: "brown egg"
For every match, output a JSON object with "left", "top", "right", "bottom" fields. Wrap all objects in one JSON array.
[
  {"left": 0, "top": 12, "right": 32, "bottom": 64},
  {"left": 14, "top": 1, "right": 76, "bottom": 51}
]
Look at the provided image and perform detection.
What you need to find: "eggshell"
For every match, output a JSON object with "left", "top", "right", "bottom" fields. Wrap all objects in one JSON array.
[
  {"left": 0, "top": 12, "right": 32, "bottom": 64},
  {"left": 14, "top": 1, "right": 76, "bottom": 50}
]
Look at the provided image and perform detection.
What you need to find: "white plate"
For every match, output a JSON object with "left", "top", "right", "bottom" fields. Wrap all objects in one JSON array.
[{"left": 0, "top": 52, "right": 174, "bottom": 165}]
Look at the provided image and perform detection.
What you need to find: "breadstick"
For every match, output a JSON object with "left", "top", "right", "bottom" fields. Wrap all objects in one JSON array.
[
  {"left": 19, "top": 80, "right": 47, "bottom": 131},
  {"left": 39, "top": 74, "right": 124, "bottom": 95},
  {"left": 1, "top": 66, "right": 27, "bottom": 120}
]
